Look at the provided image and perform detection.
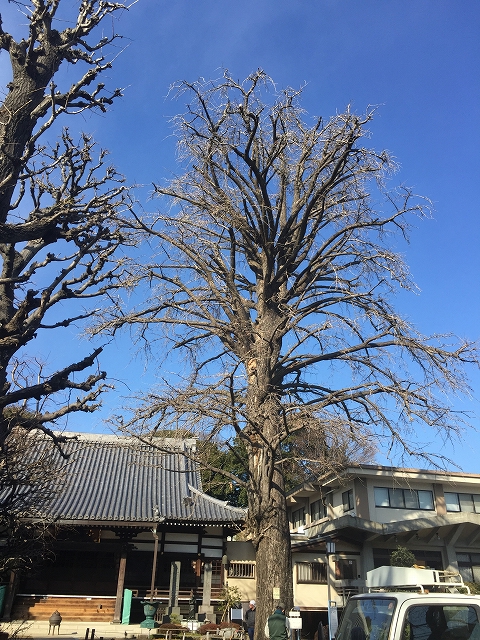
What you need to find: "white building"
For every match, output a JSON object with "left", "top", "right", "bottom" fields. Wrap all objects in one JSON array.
[{"left": 226, "top": 464, "right": 480, "bottom": 631}]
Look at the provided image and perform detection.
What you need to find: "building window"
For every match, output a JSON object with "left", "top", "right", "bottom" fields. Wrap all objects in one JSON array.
[
  {"left": 292, "top": 507, "right": 305, "bottom": 529},
  {"left": 310, "top": 499, "right": 326, "bottom": 522},
  {"left": 342, "top": 489, "right": 354, "bottom": 512},
  {"left": 227, "top": 562, "right": 256, "bottom": 579},
  {"left": 374, "top": 487, "right": 434, "bottom": 510},
  {"left": 296, "top": 562, "right": 327, "bottom": 584},
  {"left": 418, "top": 491, "right": 435, "bottom": 510},
  {"left": 445, "top": 492, "right": 480, "bottom": 514},
  {"left": 457, "top": 553, "right": 480, "bottom": 583},
  {"left": 373, "top": 548, "right": 443, "bottom": 570},
  {"left": 335, "top": 559, "right": 357, "bottom": 580}
]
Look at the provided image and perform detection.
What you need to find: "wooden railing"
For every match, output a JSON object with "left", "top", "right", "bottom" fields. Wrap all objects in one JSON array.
[{"left": 141, "top": 586, "right": 224, "bottom": 601}]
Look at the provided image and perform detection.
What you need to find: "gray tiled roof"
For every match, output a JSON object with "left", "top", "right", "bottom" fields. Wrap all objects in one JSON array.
[{"left": 34, "top": 432, "right": 246, "bottom": 526}]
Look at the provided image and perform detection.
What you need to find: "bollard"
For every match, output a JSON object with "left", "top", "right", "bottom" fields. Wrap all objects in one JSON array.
[
  {"left": 85, "top": 629, "right": 90, "bottom": 640},
  {"left": 91, "top": 629, "right": 96, "bottom": 640}
]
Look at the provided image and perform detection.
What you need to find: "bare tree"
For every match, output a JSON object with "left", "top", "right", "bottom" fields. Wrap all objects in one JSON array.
[
  {"left": 99, "top": 71, "right": 478, "bottom": 632},
  {"left": 0, "top": 417, "right": 63, "bottom": 577},
  {"left": 0, "top": 0, "right": 135, "bottom": 575},
  {"left": 0, "top": 0, "right": 135, "bottom": 442}
]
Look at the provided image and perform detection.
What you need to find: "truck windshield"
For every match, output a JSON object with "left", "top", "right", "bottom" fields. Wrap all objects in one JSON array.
[{"left": 336, "top": 597, "right": 396, "bottom": 640}]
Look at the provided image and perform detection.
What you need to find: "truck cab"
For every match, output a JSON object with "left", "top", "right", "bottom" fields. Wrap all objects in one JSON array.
[{"left": 335, "top": 566, "right": 480, "bottom": 640}]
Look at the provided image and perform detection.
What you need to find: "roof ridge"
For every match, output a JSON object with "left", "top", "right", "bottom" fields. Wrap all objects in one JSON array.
[{"left": 188, "top": 484, "right": 247, "bottom": 514}]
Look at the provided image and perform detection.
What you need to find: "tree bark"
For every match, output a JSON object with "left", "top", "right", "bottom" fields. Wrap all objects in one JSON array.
[
  {"left": 252, "top": 463, "right": 293, "bottom": 637},
  {"left": 0, "top": 44, "right": 61, "bottom": 218}
]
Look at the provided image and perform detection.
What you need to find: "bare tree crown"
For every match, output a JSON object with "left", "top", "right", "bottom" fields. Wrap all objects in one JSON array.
[
  {"left": 0, "top": 1, "right": 135, "bottom": 440},
  {"left": 103, "top": 70, "right": 477, "bottom": 465}
]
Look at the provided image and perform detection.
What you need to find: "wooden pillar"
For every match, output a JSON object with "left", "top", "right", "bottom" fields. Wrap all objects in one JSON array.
[{"left": 113, "top": 546, "right": 128, "bottom": 623}]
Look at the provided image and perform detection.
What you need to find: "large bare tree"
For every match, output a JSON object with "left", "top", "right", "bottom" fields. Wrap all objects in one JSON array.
[
  {"left": 0, "top": 0, "right": 135, "bottom": 577},
  {"left": 99, "top": 71, "right": 478, "bottom": 632}
]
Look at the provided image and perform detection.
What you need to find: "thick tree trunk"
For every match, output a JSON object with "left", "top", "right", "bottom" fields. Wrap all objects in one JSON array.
[
  {"left": 253, "top": 466, "right": 293, "bottom": 640},
  {"left": 245, "top": 371, "right": 293, "bottom": 639}
]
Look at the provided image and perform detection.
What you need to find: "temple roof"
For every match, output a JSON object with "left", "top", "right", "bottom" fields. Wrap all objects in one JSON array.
[{"left": 30, "top": 432, "right": 246, "bottom": 527}]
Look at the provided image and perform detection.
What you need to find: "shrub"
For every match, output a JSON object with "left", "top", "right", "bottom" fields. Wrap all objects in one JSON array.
[
  {"left": 198, "top": 623, "right": 220, "bottom": 635},
  {"left": 159, "top": 623, "right": 185, "bottom": 630},
  {"left": 390, "top": 546, "right": 416, "bottom": 567},
  {"left": 218, "top": 623, "right": 240, "bottom": 630},
  {"left": 217, "top": 586, "right": 243, "bottom": 616},
  {"left": 170, "top": 613, "right": 182, "bottom": 625}
]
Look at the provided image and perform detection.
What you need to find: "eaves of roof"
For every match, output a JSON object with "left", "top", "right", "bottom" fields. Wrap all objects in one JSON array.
[
  {"left": 13, "top": 432, "right": 246, "bottom": 527},
  {"left": 291, "top": 512, "right": 480, "bottom": 549}
]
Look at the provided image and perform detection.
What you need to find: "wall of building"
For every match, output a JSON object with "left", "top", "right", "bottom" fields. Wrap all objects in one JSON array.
[
  {"left": 225, "top": 541, "right": 256, "bottom": 603},
  {"left": 292, "top": 552, "right": 329, "bottom": 609},
  {"left": 286, "top": 467, "right": 480, "bottom": 612}
]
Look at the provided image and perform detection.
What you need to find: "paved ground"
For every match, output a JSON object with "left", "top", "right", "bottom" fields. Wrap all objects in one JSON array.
[{"left": 0, "top": 620, "right": 153, "bottom": 640}]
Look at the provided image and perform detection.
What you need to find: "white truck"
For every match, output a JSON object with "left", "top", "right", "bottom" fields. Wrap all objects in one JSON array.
[{"left": 334, "top": 566, "right": 480, "bottom": 640}]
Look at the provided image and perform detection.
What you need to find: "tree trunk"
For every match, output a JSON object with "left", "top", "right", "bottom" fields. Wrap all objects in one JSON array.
[
  {"left": 0, "top": 46, "right": 60, "bottom": 221},
  {"left": 246, "top": 381, "right": 293, "bottom": 639},
  {"left": 242, "top": 306, "right": 294, "bottom": 636},
  {"left": 253, "top": 466, "right": 293, "bottom": 639}
]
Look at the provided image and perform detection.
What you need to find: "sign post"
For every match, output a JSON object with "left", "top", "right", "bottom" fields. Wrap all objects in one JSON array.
[{"left": 288, "top": 608, "right": 302, "bottom": 640}]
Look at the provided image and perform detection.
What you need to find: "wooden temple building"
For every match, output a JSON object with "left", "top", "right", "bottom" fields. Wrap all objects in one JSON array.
[{"left": 2, "top": 433, "right": 246, "bottom": 624}]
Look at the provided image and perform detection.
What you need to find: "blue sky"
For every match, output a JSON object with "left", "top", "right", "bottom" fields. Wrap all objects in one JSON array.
[{"left": 2, "top": 1, "right": 479, "bottom": 471}]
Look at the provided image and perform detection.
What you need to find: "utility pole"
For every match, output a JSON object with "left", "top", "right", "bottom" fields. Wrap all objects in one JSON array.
[{"left": 326, "top": 541, "right": 336, "bottom": 640}]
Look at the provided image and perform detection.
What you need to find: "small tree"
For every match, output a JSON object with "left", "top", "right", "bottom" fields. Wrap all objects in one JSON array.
[
  {"left": 0, "top": 0, "right": 135, "bottom": 578},
  {"left": 218, "top": 585, "right": 243, "bottom": 622},
  {"left": 99, "top": 71, "right": 478, "bottom": 636},
  {"left": 390, "top": 546, "right": 416, "bottom": 568}
]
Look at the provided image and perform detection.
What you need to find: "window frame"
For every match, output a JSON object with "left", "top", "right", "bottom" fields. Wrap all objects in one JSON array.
[
  {"left": 227, "top": 562, "right": 256, "bottom": 579},
  {"left": 292, "top": 506, "right": 306, "bottom": 529},
  {"left": 310, "top": 498, "right": 325, "bottom": 522},
  {"left": 374, "top": 487, "right": 435, "bottom": 511},
  {"left": 296, "top": 561, "right": 327, "bottom": 584},
  {"left": 342, "top": 489, "right": 355, "bottom": 512},
  {"left": 335, "top": 558, "right": 358, "bottom": 580},
  {"left": 445, "top": 491, "right": 480, "bottom": 514}
]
